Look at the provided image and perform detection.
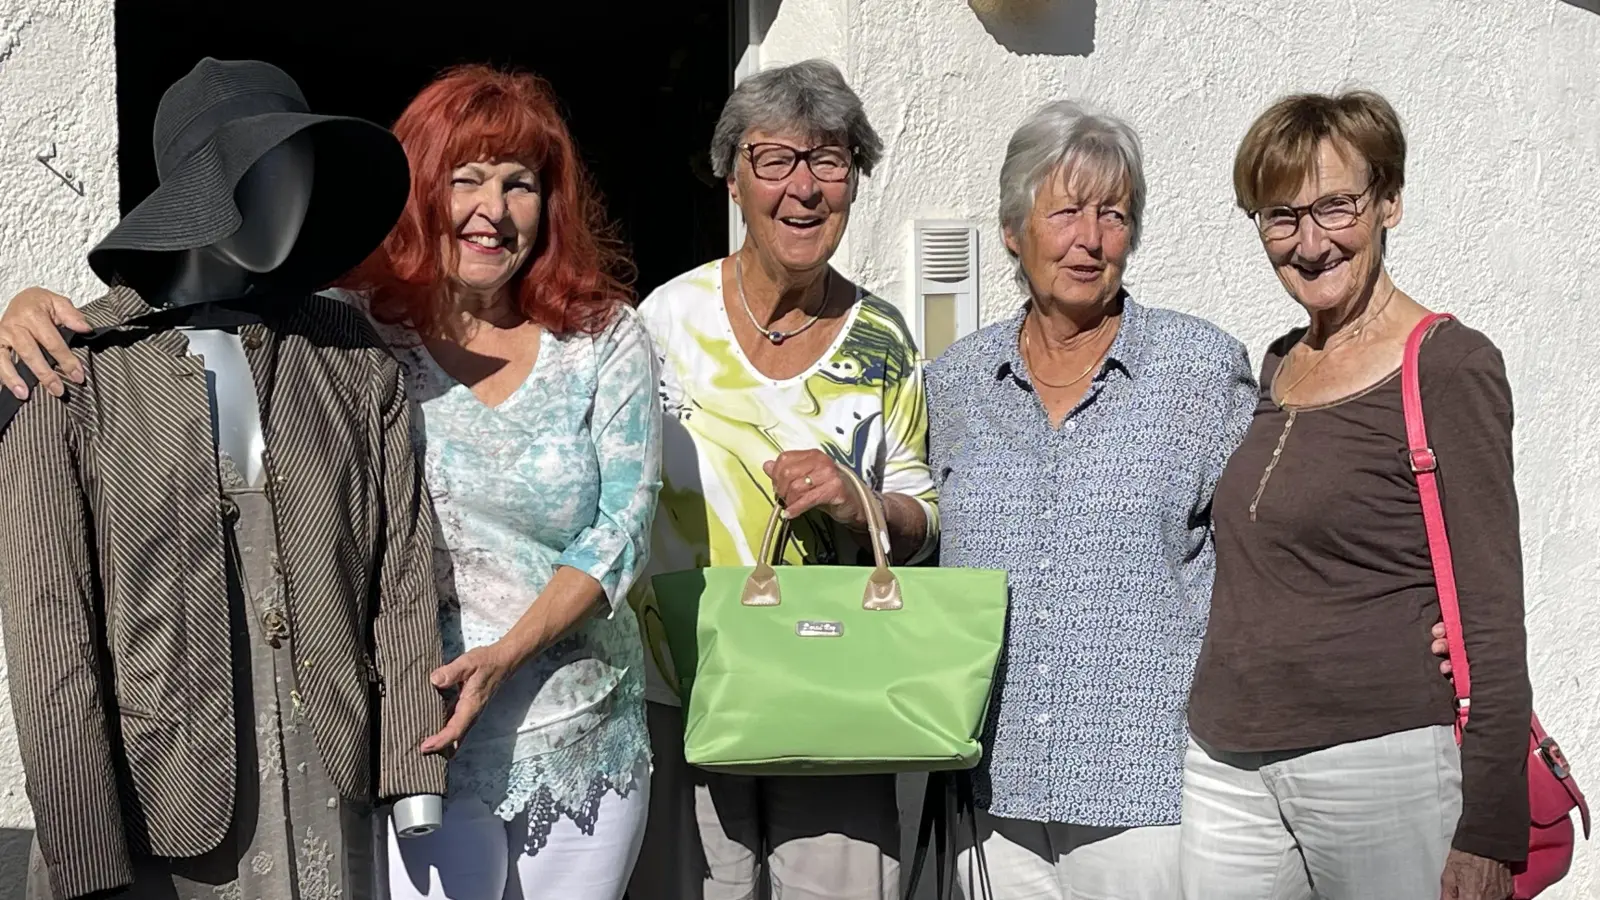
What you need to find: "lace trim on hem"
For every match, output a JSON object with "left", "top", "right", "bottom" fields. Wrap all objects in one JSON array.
[{"left": 450, "top": 701, "right": 649, "bottom": 855}]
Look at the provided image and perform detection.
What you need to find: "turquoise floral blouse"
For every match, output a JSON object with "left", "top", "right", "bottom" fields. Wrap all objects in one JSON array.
[{"left": 345, "top": 291, "right": 661, "bottom": 849}]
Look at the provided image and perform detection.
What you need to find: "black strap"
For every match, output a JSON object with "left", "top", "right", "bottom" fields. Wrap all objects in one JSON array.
[
  {"left": 905, "top": 772, "right": 943, "bottom": 899},
  {"left": 0, "top": 323, "right": 80, "bottom": 432},
  {"left": 904, "top": 771, "right": 991, "bottom": 900},
  {"left": 956, "top": 772, "right": 993, "bottom": 900}
]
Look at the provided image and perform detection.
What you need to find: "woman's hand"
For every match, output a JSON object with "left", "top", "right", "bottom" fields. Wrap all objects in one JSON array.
[
  {"left": 1440, "top": 849, "right": 1513, "bottom": 899},
  {"left": 764, "top": 450, "right": 871, "bottom": 530},
  {"left": 418, "top": 642, "right": 519, "bottom": 756},
  {"left": 1433, "top": 622, "right": 1454, "bottom": 677},
  {"left": 0, "top": 287, "right": 90, "bottom": 400},
  {"left": 418, "top": 569, "right": 606, "bottom": 756}
]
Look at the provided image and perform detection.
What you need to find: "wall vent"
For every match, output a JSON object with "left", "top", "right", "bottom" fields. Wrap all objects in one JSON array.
[{"left": 911, "top": 220, "right": 981, "bottom": 361}]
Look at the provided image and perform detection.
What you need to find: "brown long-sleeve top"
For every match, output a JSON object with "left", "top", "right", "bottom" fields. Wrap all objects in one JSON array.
[{"left": 1188, "top": 319, "right": 1532, "bottom": 862}]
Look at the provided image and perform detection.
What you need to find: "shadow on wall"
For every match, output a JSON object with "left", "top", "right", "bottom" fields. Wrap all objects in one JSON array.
[
  {"left": 0, "top": 829, "right": 30, "bottom": 898},
  {"left": 969, "top": 0, "right": 1097, "bottom": 57},
  {"left": 1559, "top": 0, "right": 1599, "bottom": 11}
]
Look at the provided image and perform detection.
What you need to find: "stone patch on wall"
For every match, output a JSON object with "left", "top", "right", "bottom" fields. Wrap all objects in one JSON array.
[{"left": 969, "top": 0, "right": 1097, "bottom": 57}]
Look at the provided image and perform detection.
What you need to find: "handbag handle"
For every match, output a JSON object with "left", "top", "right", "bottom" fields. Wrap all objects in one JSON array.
[
  {"left": 740, "top": 462, "right": 903, "bottom": 611},
  {"left": 1400, "top": 313, "right": 1474, "bottom": 735}
]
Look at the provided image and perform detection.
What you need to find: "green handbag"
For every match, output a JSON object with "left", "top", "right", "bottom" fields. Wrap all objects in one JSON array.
[{"left": 651, "top": 466, "right": 1009, "bottom": 776}]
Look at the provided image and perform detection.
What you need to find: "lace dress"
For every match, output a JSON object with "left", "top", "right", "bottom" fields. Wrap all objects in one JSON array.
[
  {"left": 370, "top": 303, "right": 661, "bottom": 853},
  {"left": 27, "top": 451, "right": 374, "bottom": 900}
]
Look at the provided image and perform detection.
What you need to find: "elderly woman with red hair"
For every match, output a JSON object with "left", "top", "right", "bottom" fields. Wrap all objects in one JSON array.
[{"left": 0, "top": 65, "right": 660, "bottom": 900}]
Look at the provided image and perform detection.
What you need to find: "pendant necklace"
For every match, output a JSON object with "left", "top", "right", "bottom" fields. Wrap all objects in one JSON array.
[
  {"left": 1270, "top": 281, "right": 1398, "bottom": 408},
  {"left": 1248, "top": 282, "right": 1399, "bottom": 522},
  {"left": 736, "top": 254, "right": 824, "bottom": 345}
]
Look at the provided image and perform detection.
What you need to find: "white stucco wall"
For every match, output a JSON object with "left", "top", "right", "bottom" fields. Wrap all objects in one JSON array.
[
  {"left": 0, "top": 0, "right": 118, "bottom": 884},
  {"left": 1, "top": 0, "right": 1596, "bottom": 894},
  {"left": 0, "top": 0, "right": 119, "bottom": 312},
  {"left": 823, "top": 0, "right": 1600, "bottom": 895}
]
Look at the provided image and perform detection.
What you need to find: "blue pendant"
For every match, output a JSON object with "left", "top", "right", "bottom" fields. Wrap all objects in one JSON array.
[{"left": 768, "top": 330, "right": 785, "bottom": 344}]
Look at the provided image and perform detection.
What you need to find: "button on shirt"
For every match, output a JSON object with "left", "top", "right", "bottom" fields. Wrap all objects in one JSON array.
[{"left": 925, "top": 296, "right": 1257, "bottom": 827}]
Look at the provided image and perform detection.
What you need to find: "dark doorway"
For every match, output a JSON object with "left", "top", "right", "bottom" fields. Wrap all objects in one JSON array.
[{"left": 113, "top": 0, "right": 734, "bottom": 297}]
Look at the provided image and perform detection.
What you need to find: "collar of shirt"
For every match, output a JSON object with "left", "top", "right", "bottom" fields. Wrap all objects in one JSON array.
[
  {"left": 83, "top": 286, "right": 287, "bottom": 372},
  {"left": 991, "top": 290, "right": 1149, "bottom": 389},
  {"left": 83, "top": 284, "right": 279, "bottom": 334}
]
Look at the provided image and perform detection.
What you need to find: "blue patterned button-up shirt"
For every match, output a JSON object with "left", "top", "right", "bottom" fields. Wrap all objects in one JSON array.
[{"left": 926, "top": 296, "right": 1256, "bottom": 827}]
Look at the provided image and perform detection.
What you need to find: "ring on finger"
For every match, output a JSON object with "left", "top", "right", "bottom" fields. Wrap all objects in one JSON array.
[{"left": 803, "top": 475, "right": 814, "bottom": 487}]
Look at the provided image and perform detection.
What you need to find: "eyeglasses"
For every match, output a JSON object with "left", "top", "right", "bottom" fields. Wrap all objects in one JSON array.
[
  {"left": 1249, "top": 179, "right": 1376, "bottom": 240},
  {"left": 740, "top": 142, "right": 855, "bottom": 183}
]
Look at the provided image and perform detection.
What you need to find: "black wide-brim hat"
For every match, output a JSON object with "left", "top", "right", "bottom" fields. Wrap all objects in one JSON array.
[{"left": 88, "top": 57, "right": 408, "bottom": 296}]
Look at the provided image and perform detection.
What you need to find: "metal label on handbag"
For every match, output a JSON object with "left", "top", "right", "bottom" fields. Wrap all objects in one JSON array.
[{"left": 796, "top": 620, "right": 843, "bottom": 637}]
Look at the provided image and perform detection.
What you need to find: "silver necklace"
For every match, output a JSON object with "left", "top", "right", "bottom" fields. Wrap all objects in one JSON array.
[{"left": 735, "top": 255, "right": 824, "bottom": 345}]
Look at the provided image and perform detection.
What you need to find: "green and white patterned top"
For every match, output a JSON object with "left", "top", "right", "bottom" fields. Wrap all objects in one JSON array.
[{"left": 630, "top": 259, "right": 939, "bottom": 705}]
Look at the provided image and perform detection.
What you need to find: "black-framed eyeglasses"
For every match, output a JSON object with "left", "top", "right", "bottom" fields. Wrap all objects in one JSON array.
[
  {"left": 740, "top": 142, "right": 855, "bottom": 183},
  {"left": 1249, "top": 179, "right": 1376, "bottom": 240}
]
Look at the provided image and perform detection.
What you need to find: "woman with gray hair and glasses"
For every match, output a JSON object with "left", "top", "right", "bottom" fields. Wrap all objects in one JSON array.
[
  {"left": 924, "top": 100, "right": 1257, "bottom": 898},
  {"left": 626, "top": 59, "right": 937, "bottom": 900}
]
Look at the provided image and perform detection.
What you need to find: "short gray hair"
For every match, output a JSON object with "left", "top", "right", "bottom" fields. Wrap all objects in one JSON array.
[
  {"left": 998, "top": 100, "right": 1147, "bottom": 281},
  {"left": 710, "top": 59, "right": 883, "bottom": 180}
]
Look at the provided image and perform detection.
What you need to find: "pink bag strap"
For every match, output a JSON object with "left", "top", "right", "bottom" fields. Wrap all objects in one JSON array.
[
  {"left": 1404, "top": 313, "right": 1593, "bottom": 843},
  {"left": 1400, "top": 313, "right": 1473, "bottom": 736}
]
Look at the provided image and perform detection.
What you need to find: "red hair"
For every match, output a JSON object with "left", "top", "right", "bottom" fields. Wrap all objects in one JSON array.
[{"left": 346, "top": 65, "right": 633, "bottom": 335}]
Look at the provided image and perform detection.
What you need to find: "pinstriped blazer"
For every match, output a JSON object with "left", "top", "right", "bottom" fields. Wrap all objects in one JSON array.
[{"left": 0, "top": 286, "right": 448, "bottom": 899}]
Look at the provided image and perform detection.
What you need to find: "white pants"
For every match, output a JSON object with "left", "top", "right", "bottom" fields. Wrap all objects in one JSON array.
[
  {"left": 1179, "top": 725, "right": 1461, "bottom": 900},
  {"left": 385, "top": 762, "right": 650, "bottom": 900},
  {"left": 954, "top": 810, "right": 1180, "bottom": 900}
]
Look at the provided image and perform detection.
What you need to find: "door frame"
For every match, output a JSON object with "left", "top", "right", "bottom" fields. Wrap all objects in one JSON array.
[{"left": 727, "top": 0, "right": 781, "bottom": 252}]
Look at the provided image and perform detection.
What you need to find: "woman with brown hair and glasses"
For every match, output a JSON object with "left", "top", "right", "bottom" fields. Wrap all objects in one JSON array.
[
  {"left": 1182, "top": 90, "right": 1532, "bottom": 900},
  {"left": 625, "top": 58, "right": 937, "bottom": 900}
]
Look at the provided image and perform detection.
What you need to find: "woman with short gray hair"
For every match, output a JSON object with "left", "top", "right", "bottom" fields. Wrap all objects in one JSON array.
[
  {"left": 924, "top": 99, "right": 1257, "bottom": 898},
  {"left": 626, "top": 58, "right": 936, "bottom": 900}
]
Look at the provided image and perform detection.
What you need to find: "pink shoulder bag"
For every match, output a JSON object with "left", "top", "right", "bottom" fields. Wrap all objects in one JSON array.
[{"left": 1403, "top": 314, "right": 1591, "bottom": 898}]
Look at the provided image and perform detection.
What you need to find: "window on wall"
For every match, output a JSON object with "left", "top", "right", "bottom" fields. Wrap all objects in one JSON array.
[{"left": 113, "top": 0, "right": 735, "bottom": 297}]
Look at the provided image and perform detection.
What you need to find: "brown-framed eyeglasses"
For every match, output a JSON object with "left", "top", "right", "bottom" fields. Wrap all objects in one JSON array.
[
  {"left": 740, "top": 142, "right": 855, "bottom": 183},
  {"left": 1249, "top": 179, "right": 1376, "bottom": 240}
]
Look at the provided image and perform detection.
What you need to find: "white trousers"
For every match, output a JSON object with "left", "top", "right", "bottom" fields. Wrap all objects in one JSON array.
[
  {"left": 954, "top": 810, "right": 1180, "bottom": 900},
  {"left": 1179, "top": 725, "right": 1461, "bottom": 900},
  {"left": 385, "top": 762, "right": 650, "bottom": 900}
]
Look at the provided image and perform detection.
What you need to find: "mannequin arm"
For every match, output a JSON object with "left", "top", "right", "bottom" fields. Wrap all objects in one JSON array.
[
  {"left": 371, "top": 358, "right": 449, "bottom": 799},
  {"left": 0, "top": 394, "right": 133, "bottom": 896}
]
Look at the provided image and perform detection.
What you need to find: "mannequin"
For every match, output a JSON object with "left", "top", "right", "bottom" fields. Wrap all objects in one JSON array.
[
  {"left": 146, "top": 130, "right": 445, "bottom": 835},
  {"left": 0, "top": 58, "right": 448, "bottom": 900},
  {"left": 161, "top": 133, "right": 311, "bottom": 489}
]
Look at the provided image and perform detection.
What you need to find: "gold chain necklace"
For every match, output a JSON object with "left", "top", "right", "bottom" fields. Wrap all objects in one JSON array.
[
  {"left": 1271, "top": 281, "right": 1398, "bottom": 407},
  {"left": 1020, "top": 313, "right": 1118, "bottom": 389},
  {"left": 1251, "top": 282, "right": 1399, "bottom": 522}
]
